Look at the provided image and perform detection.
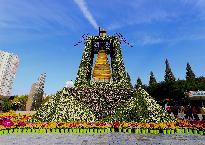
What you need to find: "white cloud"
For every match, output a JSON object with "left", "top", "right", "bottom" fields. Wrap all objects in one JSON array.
[
  {"left": 74, "top": 0, "right": 98, "bottom": 30},
  {"left": 141, "top": 36, "right": 164, "bottom": 45},
  {"left": 0, "top": 1, "right": 78, "bottom": 34}
]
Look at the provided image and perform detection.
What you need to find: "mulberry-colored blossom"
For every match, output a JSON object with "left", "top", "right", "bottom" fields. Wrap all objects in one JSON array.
[{"left": 2, "top": 120, "right": 14, "bottom": 128}]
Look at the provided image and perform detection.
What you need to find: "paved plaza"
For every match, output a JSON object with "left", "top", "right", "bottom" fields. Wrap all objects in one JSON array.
[{"left": 0, "top": 133, "right": 205, "bottom": 145}]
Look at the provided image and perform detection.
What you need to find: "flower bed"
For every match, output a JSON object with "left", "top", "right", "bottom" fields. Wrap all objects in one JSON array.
[{"left": 0, "top": 111, "right": 205, "bottom": 135}]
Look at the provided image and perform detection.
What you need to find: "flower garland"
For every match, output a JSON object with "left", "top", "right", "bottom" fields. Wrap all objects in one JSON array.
[{"left": 74, "top": 35, "right": 132, "bottom": 89}]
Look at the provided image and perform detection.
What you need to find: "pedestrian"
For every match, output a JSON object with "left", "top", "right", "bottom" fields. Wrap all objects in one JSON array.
[
  {"left": 192, "top": 105, "right": 199, "bottom": 120},
  {"left": 166, "top": 105, "right": 172, "bottom": 114},
  {"left": 200, "top": 106, "right": 205, "bottom": 121},
  {"left": 173, "top": 104, "right": 179, "bottom": 118},
  {"left": 184, "top": 104, "right": 193, "bottom": 120}
]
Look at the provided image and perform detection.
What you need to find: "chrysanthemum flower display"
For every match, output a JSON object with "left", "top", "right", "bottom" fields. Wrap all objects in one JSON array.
[
  {"left": 30, "top": 89, "right": 96, "bottom": 122},
  {"left": 116, "top": 87, "right": 176, "bottom": 123}
]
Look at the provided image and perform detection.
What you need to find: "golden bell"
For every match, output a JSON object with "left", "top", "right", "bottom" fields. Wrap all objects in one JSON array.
[{"left": 92, "top": 50, "right": 111, "bottom": 81}]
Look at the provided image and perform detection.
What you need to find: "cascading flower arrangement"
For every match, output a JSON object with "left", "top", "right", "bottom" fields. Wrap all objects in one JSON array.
[{"left": 0, "top": 111, "right": 205, "bottom": 135}]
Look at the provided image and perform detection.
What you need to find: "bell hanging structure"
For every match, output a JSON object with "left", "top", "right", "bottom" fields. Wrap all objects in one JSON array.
[{"left": 92, "top": 49, "right": 111, "bottom": 82}]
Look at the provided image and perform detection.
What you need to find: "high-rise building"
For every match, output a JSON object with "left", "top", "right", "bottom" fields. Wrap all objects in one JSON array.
[
  {"left": 0, "top": 51, "right": 19, "bottom": 97},
  {"left": 26, "top": 73, "right": 46, "bottom": 111}
]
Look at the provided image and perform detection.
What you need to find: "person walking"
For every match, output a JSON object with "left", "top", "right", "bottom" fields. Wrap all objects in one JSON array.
[
  {"left": 184, "top": 104, "right": 193, "bottom": 120},
  {"left": 173, "top": 103, "right": 179, "bottom": 118},
  {"left": 192, "top": 105, "right": 199, "bottom": 120},
  {"left": 200, "top": 106, "right": 205, "bottom": 121}
]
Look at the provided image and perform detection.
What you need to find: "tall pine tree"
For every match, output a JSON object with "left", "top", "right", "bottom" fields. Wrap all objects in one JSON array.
[
  {"left": 135, "top": 77, "right": 142, "bottom": 89},
  {"left": 126, "top": 72, "right": 133, "bottom": 88},
  {"left": 164, "top": 59, "right": 175, "bottom": 82},
  {"left": 149, "top": 71, "right": 157, "bottom": 86},
  {"left": 186, "top": 63, "right": 195, "bottom": 80}
]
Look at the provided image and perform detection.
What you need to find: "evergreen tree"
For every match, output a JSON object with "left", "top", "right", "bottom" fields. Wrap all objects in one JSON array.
[
  {"left": 149, "top": 71, "right": 157, "bottom": 86},
  {"left": 126, "top": 72, "right": 133, "bottom": 88},
  {"left": 186, "top": 63, "right": 196, "bottom": 80},
  {"left": 164, "top": 59, "right": 175, "bottom": 82},
  {"left": 135, "top": 77, "right": 142, "bottom": 89}
]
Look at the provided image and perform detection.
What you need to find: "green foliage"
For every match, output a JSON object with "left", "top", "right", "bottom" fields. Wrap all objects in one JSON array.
[
  {"left": 42, "top": 95, "right": 51, "bottom": 105},
  {"left": 186, "top": 63, "right": 196, "bottom": 81},
  {"left": 116, "top": 88, "right": 175, "bottom": 122},
  {"left": 1, "top": 98, "right": 13, "bottom": 112},
  {"left": 165, "top": 59, "right": 175, "bottom": 82},
  {"left": 135, "top": 77, "right": 142, "bottom": 89},
  {"left": 32, "top": 86, "right": 175, "bottom": 123},
  {"left": 147, "top": 76, "right": 205, "bottom": 106},
  {"left": 74, "top": 35, "right": 132, "bottom": 89},
  {"left": 149, "top": 71, "right": 157, "bottom": 86},
  {"left": 31, "top": 88, "right": 96, "bottom": 122}
]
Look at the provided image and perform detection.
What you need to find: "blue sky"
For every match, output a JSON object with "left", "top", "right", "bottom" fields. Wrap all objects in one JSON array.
[{"left": 0, "top": 0, "right": 205, "bottom": 95}]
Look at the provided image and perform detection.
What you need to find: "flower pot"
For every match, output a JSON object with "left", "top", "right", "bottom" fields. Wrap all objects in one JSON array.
[
  {"left": 189, "top": 129, "right": 193, "bottom": 134},
  {"left": 31, "top": 129, "right": 35, "bottom": 133},
  {"left": 111, "top": 128, "right": 114, "bottom": 132},
  {"left": 90, "top": 129, "right": 93, "bottom": 133},
  {"left": 167, "top": 130, "right": 171, "bottom": 134},
  {"left": 13, "top": 129, "right": 18, "bottom": 134},
  {"left": 69, "top": 129, "right": 73, "bottom": 133},
  {"left": 106, "top": 128, "right": 110, "bottom": 133},
  {"left": 8, "top": 129, "right": 13, "bottom": 134},
  {"left": 176, "top": 129, "right": 181, "bottom": 133},
  {"left": 135, "top": 129, "right": 140, "bottom": 134},
  {"left": 171, "top": 130, "right": 174, "bottom": 134},
  {"left": 146, "top": 129, "right": 149, "bottom": 134},
  {"left": 123, "top": 128, "right": 126, "bottom": 133},
  {"left": 128, "top": 129, "right": 131, "bottom": 133},
  {"left": 193, "top": 130, "right": 198, "bottom": 134},
  {"left": 150, "top": 130, "right": 154, "bottom": 134},
  {"left": 35, "top": 129, "right": 40, "bottom": 133},
  {"left": 0, "top": 130, "right": 3, "bottom": 135},
  {"left": 101, "top": 128, "right": 104, "bottom": 133},
  {"left": 163, "top": 130, "right": 166, "bottom": 134},
  {"left": 80, "top": 129, "right": 83, "bottom": 133},
  {"left": 64, "top": 129, "right": 68, "bottom": 133},
  {"left": 98, "top": 129, "right": 101, "bottom": 133},
  {"left": 142, "top": 129, "right": 146, "bottom": 134},
  {"left": 199, "top": 130, "right": 203, "bottom": 135},
  {"left": 185, "top": 129, "right": 189, "bottom": 133},
  {"left": 94, "top": 129, "right": 98, "bottom": 133},
  {"left": 76, "top": 129, "right": 79, "bottom": 133},
  {"left": 47, "top": 129, "right": 51, "bottom": 133},
  {"left": 118, "top": 128, "right": 122, "bottom": 132},
  {"left": 3, "top": 130, "right": 8, "bottom": 135},
  {"left": 181, "top": 129, "right": 184, "bottom": 133},
  {"left": 83, "top": 129, "right": 87, "bottom": 133},
  {"left": 18, "top": 129, "right": 22, "bottom": 133},
  {"left": 138, "top": 129, "right": 141, "bottom": 134},
  {"left": 23, "top": 129, "right": 27, "bottom": 133},
  {"left": 73, "top": 129, "right": 77, "bottom": 133},
  {"left": 27, "top": 129, "right": 31, "bottom": 133},
  {"left": 56, "top": 129, "right": 60, "bottom": 133},
  {"left": 39, "top": 129, "right": 43, "bottom": 133},
  {"left": 61, "top": 129, "right": 64, "bottom": 133}
]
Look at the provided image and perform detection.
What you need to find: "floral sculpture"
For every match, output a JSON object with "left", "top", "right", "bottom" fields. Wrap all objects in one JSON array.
[{"left": 31, "top": 29, "right": 174, "bottom": 123}]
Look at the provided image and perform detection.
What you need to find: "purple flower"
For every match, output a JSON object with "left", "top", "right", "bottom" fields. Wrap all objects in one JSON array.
[
  {"left": 2, "top": 120, "right": 14, "bottom": 128},
  {"left": 150, "top": 124, "right": 154, "bottom": 128},
  {"left": 41, "top": 122, "right": 48, "bottom": 127},
  {"left": 18, "top": 121, "right": 26, "bottom": 126},
  {"left": 113, "top": 121, "right": 120, "bottom": 128},
  {"left": 0, "top": 117, "right": 3, "bottom": 125}
]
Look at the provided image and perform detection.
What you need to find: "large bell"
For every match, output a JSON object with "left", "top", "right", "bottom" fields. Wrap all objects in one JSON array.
[{"left": 92, "top": 49, "right": 111, "bottom": 82}]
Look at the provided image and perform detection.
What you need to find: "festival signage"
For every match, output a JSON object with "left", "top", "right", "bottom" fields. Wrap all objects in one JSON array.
[{"left": 188, "top": 91, "right": 205, "bottom": 100}]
